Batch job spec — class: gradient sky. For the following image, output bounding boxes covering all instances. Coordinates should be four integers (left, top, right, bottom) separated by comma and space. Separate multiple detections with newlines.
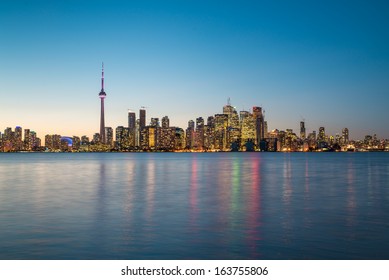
1, 0, 389, 140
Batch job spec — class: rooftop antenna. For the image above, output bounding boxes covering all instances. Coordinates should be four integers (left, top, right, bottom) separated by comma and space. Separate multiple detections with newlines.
227, 97, 231, 106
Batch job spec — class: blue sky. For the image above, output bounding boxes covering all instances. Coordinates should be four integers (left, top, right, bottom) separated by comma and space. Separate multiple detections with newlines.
1, 0, 389, 139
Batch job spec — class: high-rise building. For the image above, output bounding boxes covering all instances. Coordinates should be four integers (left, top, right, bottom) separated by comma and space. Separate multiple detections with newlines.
319, 127, 325, 141
128, 111, 136, 148
214, 114, 228, 150
241, 113, 255, 148
162, 116, 169, 129
24, 129, 31, 151
105, 127, 113, 147
150, 118, 160, 127
253, 106, 265, 146
116, 126, 130, 150
139, 108, 146, 128
128, 111, 136, 130
15, 126, 23, 151
139, 108, 146, 147
195, 117, 204, 149
186, 120, 195, 149
72, 136, 81, 150
342, 128, 349, 145
300, 121, 306, 140
99, 63, 107, 144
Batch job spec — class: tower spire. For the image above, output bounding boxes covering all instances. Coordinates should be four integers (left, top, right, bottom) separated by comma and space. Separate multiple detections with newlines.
101, 62, 104, 91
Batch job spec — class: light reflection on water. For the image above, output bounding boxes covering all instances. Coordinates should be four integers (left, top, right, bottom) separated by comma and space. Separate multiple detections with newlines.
0, 152, 389, 259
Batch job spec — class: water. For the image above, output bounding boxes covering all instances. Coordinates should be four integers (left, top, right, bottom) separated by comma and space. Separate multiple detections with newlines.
0, 152, 388, 260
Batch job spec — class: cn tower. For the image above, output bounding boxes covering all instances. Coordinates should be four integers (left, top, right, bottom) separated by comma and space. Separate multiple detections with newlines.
99, 63, 107, 144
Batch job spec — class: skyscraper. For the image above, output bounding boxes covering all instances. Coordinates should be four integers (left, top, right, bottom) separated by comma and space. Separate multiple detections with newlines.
139, 108, 146, 128
128, 111, 136, 130
342, 128, 349, 145
300, 121, 306, 140
99, 63, 107, 144
253, 106, 265, 146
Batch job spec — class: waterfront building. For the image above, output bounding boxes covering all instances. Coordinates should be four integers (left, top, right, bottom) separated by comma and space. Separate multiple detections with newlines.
128, 111, 136, 148
342, 128, 349, 145
214, 114, 228, 150
195, 117, 204, 150
139, 108, 146, 147
72, 136, 81, 150
253, 106, 265, 146
24, 129, 31, 151
241, 113, 255, 149
318, 127, 326, 141
105, 127, 113, 147
174, 127, 185, 150
185, 120, 195, 149
116, 126, 130, 151
161, 116, 169, 129
300, 121, 306, 140
15, 126, 23, 151
45, 134, 62, 151
159, 127, 175, 151
150, 118, 160, 127
81, 136, 90, 146
93, 133, 101, 144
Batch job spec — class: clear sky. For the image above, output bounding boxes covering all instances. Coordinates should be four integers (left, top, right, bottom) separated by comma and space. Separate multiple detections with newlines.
1, 0, 389, 140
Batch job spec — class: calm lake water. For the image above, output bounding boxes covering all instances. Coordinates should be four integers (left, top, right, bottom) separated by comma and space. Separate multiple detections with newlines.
0, 152, 388, 260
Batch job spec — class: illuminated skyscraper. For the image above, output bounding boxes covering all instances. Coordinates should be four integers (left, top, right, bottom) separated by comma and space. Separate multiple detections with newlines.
342, 128, 349, 145
253, 106, 265, 146
128, 111, 136, 148
105, 127, 113, 147
319, 127, 325, 141
195, 117, 204, 149
99, 63, 107, 144
128, 111, 136, 130
139, 108, 146, 147
300, 121, 306, 140
162, 116, 169, 129
139, 108, 146, 128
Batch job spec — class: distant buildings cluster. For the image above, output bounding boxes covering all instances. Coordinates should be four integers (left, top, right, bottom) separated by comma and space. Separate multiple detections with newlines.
1, 102, 388, 152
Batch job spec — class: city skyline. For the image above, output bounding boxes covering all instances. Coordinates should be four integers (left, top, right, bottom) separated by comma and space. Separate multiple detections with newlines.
1, 1, 389, 139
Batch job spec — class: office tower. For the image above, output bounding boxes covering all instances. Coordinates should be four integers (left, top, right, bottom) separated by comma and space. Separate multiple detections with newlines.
214, 114, 228, 150
105, 127, 113, 147
174, 127, 185, 150
72, 136, 81, 150
319, 127, 325, 141
342, 128, 349, 145
150, 118, 160, 127
81, 136, 90, 146
24, 129, 31, 150
139, 108, 146, 147
139, 108, 146, 128
30, 131, 37, 150
15, 126, 23, 151
195, 117, 204, 149
253, 106, 265, 146
139, 126, 157, 150
300, 121, 306, 140
127, 111, 136, 148
93, 133, 101, 144
241, 112, 255, 148
99, 63, 107, 144
135, 119, 140, 147
204, 116, 215, 150
128, 111, 136, 130
186, 120, 195, 149
162, 116, 169, 129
